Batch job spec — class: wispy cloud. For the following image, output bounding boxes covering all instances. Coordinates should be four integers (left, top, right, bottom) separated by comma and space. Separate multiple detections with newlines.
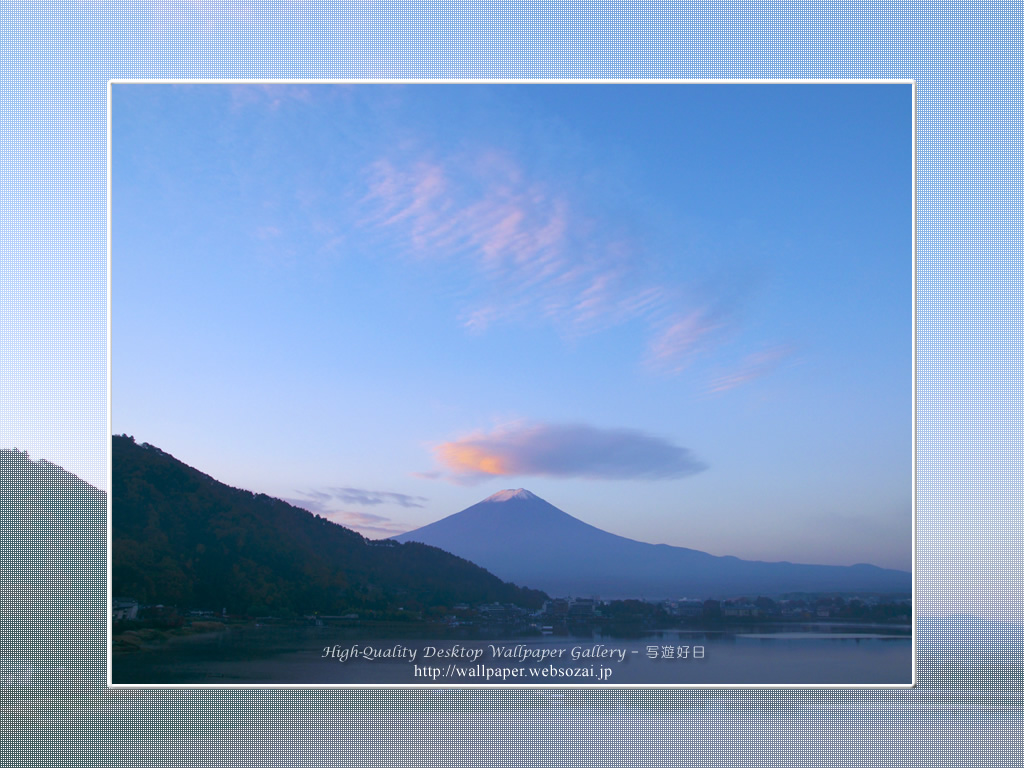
410, 470, 442, 480
431, 421, 707, 484
707, 345, 793, 393
359, 152, 680, 344
355, 148, 787, 381
293, 487, 428, 509
646, 309, 723, 374
326, 487, 428, 508
284, 494, 412, 538
331, 509, 409, 537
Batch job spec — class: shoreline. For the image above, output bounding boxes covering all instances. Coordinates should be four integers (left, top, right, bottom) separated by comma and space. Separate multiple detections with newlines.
112, 615, 912, 657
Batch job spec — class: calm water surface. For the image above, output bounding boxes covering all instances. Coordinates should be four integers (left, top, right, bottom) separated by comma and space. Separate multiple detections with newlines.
113, 623, 911, 685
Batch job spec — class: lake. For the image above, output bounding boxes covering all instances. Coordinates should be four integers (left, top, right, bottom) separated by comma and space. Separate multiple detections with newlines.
112, 622, 912, 685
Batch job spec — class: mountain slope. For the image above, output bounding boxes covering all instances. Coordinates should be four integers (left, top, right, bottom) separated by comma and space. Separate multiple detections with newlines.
112, 436, 546, 615
1, 448, 106, 668
393, 489, 912, 599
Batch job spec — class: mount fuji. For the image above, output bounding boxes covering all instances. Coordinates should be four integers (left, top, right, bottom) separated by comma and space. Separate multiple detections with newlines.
393, 489, 911, 599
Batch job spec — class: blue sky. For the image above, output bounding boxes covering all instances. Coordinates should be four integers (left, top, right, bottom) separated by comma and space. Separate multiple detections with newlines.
112, 83, 911, 570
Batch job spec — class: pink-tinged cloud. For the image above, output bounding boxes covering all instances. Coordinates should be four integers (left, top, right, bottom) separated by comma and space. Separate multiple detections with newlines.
330, 509, 411, 537
292, 486, 428, 509
646, 309, 722, 373
326, 487, 428, 508
358, 150, 771, 376
708, 345, 793, 393
364, 159, 454, 248
360, 152, 660, 338
432, 422, 706, 484
284, 495, 410, 538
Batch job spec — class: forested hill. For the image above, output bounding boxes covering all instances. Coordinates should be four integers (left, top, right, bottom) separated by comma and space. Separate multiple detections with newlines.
112, 435, 546, 616
1, 447, 105, 668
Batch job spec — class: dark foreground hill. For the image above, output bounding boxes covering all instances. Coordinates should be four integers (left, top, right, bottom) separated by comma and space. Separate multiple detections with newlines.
394, 488, 912, 600
112, 436, 545, 616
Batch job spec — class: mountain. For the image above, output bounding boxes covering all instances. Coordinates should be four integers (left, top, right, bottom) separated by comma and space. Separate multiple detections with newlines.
112, 436, 546, 615
1, 448, 106, 668
393, 489, 912, 599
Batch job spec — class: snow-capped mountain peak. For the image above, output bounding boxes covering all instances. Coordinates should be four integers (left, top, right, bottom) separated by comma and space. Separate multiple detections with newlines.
483, 488, 538, 503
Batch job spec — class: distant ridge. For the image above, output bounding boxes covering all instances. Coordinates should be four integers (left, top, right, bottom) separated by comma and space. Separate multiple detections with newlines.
393, 489, 912, 600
